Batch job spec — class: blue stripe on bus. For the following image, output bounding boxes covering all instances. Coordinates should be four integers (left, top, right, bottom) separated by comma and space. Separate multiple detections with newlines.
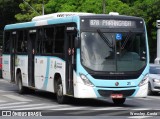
36, 56, 65, 90
42, 57, 50, 90
4, 16, 80, 30
5, 22, 36, 30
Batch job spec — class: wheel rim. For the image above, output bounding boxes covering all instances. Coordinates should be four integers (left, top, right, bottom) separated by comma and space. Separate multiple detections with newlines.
57, 84, 63, 98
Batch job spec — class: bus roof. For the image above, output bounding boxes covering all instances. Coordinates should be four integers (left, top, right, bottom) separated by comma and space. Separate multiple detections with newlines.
32, 12, 94, 21
4, 13, 144, 31
4, 16, 80, 30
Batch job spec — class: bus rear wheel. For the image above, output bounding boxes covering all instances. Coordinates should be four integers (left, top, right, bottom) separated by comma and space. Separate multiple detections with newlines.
112, 98, 126, 105
17, 73, 26, 94
56, 79, 68, 104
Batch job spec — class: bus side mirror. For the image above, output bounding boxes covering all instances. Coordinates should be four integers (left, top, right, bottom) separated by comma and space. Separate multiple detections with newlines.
75, 37, 80, 48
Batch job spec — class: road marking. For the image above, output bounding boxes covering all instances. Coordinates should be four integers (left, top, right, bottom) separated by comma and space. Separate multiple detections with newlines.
15, 104, 68, 110
69, 107, 122, 115
51, 106, 87, 110
0, 103, 47, 110
128, 116, 152, 119
93, 107, 124, 110
0, 90, 7, 92
0, 90, 14, 93
131, 108, 151, 110
3, 94, 32, 102
0, 100, 7, 103
0, 102, 27, 107
98, 110, 130, 116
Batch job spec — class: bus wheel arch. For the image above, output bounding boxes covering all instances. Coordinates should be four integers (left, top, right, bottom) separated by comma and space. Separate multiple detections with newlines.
54, 73, 67, 104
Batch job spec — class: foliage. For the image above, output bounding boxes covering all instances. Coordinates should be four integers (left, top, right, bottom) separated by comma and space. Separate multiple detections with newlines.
0, 0, 21, 28
131, 0, 160, 62
15, 0, 48, 22
0, 0, 21, 45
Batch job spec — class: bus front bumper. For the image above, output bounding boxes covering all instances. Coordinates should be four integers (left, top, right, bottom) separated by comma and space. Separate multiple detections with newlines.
74, 82, 148, 98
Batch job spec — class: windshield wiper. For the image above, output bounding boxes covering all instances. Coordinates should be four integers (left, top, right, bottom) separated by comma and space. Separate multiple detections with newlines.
121, 31, 132, 49
97, 29, 113, 48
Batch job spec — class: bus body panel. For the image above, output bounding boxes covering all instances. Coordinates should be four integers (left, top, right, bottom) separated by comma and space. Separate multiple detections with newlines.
2, 54, 11, 81
15, 55, 28, 86
34, 56, 66, 93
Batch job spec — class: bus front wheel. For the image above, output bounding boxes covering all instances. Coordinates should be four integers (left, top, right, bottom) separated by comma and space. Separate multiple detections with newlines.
112, 98, 126, 105
56, 79, 68, 104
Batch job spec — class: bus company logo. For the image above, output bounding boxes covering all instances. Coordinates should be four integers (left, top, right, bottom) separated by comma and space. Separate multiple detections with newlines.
115, 82, 119, 86
54, 61, 62, 69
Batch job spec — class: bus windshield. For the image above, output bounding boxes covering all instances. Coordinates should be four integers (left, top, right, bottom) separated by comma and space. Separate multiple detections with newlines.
81, 31, 146, 72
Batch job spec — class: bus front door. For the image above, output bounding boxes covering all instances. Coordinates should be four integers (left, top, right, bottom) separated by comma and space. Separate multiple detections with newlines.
28, 30, 36, 87
66, 33, 76, 95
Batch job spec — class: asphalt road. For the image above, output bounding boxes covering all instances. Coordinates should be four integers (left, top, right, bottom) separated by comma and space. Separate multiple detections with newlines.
0, 78, 160, 119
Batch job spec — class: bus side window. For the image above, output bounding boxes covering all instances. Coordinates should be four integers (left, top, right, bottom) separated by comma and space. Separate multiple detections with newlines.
23, 31, 28, 52
37, 29, 43, 54
43, 27, 54, 54
17, 30, 27, 53
55, 26, 65, 53
3, 32, 11, 53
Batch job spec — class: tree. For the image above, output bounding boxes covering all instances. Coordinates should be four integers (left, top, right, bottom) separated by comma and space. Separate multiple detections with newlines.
131, 0, 160, 62
15, 0, 48, 22
0, 0, 21, 28
0, 0, 21, 45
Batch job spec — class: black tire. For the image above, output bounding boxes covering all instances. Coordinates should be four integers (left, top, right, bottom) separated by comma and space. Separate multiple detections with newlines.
56, 79, 68, 104
112, 98, 126, 105
152, 92, 159, 95
17, 73, 26, 94
148, 82, 153, 95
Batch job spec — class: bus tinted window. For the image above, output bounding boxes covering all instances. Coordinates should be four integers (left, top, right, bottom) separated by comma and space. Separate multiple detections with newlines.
44, 27, 54, 54
17, 30, 27, 53
4, 32, 10, 53
55, 26, 65, 53
37, 29, 43, 54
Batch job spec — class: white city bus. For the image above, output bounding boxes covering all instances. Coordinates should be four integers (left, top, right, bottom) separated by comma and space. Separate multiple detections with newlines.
2, 12, 149, 104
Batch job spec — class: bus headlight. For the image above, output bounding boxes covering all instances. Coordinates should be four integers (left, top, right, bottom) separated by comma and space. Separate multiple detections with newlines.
139, 74, 149, 87
153, 78, 160, 83
79, 73, 94, 87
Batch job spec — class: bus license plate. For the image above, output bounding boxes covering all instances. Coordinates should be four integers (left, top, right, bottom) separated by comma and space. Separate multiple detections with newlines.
111, 94, 123, 98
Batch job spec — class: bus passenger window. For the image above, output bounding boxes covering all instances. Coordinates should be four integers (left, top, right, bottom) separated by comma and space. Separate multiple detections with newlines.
55, 26, 65, 53
37, 29, 43, 54
3, 32, 11, 53
23, 32, 28, 52
17, 30, 27, 53
44, 27, 54, 54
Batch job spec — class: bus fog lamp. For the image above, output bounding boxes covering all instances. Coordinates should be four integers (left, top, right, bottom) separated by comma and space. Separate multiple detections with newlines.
79, 73, 94, 87
139, 74, 149, 87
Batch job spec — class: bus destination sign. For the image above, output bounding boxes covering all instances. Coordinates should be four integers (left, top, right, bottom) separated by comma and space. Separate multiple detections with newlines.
89, 20, 136, 28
